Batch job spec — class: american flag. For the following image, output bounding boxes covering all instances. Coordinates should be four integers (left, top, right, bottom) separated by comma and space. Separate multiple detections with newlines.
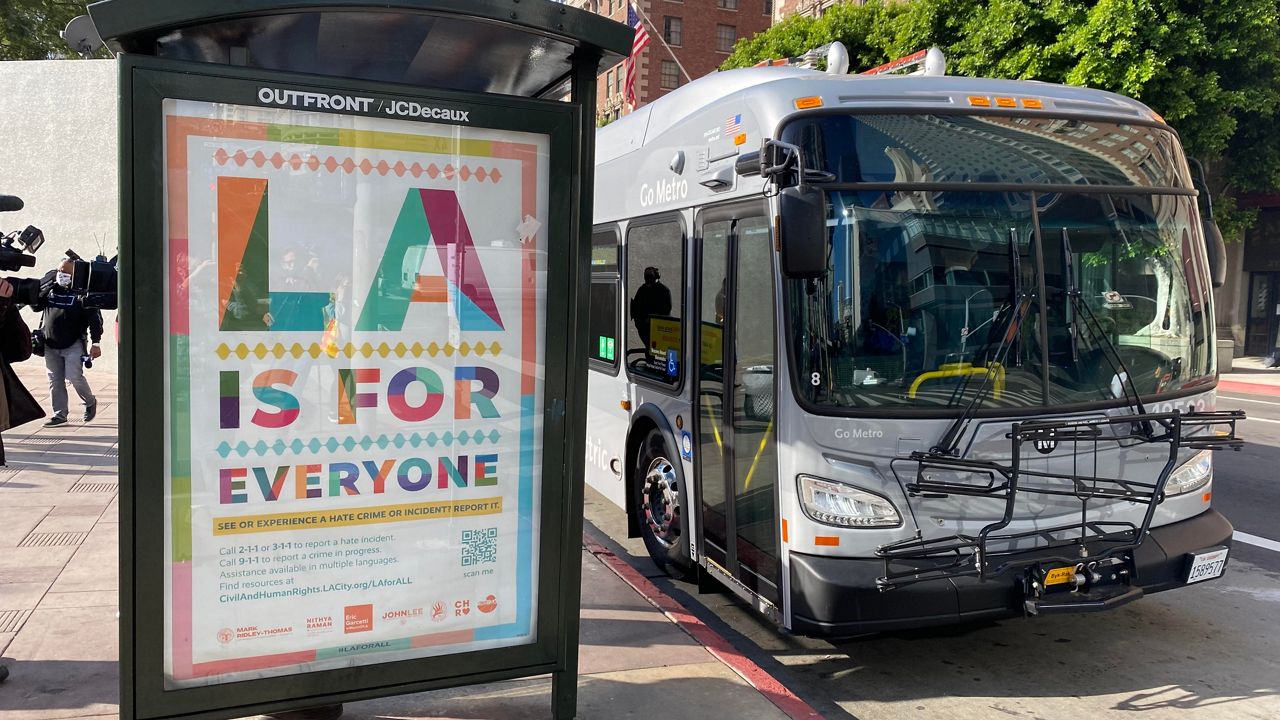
724, 114, 743, 135
625, 3, 650, 107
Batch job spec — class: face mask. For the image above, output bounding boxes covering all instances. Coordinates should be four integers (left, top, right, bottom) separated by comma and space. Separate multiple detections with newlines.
56, 272, 72, 287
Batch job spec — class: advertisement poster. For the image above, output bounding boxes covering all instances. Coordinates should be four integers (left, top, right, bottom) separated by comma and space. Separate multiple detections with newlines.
162, 96, 549, 687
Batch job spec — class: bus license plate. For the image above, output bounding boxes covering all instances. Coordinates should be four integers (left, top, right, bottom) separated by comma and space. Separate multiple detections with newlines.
1186, 547, 1229, 584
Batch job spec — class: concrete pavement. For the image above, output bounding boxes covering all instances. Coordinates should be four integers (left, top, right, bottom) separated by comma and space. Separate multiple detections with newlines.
0, 362, 803, 720
1221, 356, 1280, 388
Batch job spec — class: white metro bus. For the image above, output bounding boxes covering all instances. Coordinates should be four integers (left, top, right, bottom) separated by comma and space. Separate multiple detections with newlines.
583, 46, 1243, 636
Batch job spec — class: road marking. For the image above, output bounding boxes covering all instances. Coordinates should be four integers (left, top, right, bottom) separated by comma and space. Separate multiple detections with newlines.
1235, 531, 1280, 553
1243, 416, 1280, 425
1220, 395, 1280, 408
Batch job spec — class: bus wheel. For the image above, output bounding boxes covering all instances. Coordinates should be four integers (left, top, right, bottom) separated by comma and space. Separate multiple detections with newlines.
633, 429, 694, 580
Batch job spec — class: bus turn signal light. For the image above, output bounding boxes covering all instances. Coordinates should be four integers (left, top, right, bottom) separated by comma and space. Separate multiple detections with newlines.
995, 97, 1017, 108
967, 96, 991, 107
1021, 98, 1044, 109
794, 96, 824, 109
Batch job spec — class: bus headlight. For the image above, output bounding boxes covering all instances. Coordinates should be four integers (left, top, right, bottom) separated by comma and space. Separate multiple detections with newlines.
798, 475, 901, 528
1165, 450, 1212, 497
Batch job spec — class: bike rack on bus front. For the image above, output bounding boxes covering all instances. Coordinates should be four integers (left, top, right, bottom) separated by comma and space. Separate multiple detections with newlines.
876, 409, 1244, 594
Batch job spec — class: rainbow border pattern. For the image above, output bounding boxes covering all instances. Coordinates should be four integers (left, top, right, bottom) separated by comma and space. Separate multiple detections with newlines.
165, 110, 544, 683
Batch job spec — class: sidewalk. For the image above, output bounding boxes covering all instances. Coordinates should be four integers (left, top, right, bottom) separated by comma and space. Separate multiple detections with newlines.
1220, 356, 1280, 394
0, 363, 798, 720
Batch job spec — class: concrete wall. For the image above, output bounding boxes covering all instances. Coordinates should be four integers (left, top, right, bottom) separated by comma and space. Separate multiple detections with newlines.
0, 59, 118, 374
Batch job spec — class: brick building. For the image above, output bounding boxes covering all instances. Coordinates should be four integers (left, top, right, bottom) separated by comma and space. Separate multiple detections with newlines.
566, 0, 773, 123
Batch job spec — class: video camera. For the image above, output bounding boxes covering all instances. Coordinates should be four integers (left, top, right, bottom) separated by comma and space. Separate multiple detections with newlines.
0, 194, 47, 306
0, 194, 119, 311
64, 249, 118, 310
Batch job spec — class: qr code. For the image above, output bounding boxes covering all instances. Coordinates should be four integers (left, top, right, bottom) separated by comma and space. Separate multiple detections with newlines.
461, 528, 498, 567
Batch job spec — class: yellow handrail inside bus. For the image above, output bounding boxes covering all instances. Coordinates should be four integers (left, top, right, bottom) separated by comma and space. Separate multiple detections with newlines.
742, 417, 774, 492
701, 393, 724, 451
908, 362, 1005, 400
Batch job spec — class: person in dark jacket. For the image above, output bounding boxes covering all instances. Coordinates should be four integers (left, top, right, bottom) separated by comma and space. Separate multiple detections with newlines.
0, 278, 43, 456
32, 259, 103, 427
0, 277, 44, 683
629, 266, 672, 354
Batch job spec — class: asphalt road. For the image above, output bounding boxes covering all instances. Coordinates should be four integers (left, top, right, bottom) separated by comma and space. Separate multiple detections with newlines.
585, 386, 1280, 720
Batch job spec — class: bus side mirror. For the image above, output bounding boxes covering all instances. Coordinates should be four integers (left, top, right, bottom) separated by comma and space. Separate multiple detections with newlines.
1203, 217, 1227, 288
778, 186, 827, 279
1188, 157, 1227, 288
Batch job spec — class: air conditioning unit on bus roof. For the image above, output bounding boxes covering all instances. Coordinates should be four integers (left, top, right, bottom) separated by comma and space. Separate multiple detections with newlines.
754, 42, 946, 78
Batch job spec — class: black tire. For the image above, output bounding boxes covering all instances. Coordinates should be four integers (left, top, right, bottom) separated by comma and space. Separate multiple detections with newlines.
632, 428, 695, 580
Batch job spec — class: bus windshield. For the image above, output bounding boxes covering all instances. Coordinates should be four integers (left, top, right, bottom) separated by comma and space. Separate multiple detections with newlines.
782, 117, 1213, 411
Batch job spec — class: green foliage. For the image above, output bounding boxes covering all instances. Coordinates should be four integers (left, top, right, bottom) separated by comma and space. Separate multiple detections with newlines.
720, 0, 1280, 239
1, 0, 102, 61
722, 1, 900, 72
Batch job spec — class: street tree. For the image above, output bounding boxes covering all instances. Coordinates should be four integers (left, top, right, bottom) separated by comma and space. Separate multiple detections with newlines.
722, 0, 1280, 238
0, 0, 98, 61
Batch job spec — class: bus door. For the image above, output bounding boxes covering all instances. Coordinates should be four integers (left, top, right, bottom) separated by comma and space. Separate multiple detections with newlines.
696, 207, 780, 604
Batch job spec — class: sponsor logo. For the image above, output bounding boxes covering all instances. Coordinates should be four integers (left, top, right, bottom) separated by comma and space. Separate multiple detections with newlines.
344, 604, 374, 634
234, 624, 294, 640
217, 627, 234, 645
431, 601, 447, 622
455, 600, 471, 617
306, 616, 334, 634
1034, 438, 1057, 454
478, 595, 498, 614
382, 607, 425, 622
382, 101, 470, 122
255, 87, 471, 123
257, 87, 373, 113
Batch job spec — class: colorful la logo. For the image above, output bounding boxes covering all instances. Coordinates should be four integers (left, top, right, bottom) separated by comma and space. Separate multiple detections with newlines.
216, 177, 504, 333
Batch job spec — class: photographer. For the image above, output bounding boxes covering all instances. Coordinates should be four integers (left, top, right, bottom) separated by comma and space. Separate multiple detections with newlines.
32, 259, 102, 427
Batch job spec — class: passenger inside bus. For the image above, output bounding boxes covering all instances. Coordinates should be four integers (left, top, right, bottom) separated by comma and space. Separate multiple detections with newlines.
630, 266, 671, 348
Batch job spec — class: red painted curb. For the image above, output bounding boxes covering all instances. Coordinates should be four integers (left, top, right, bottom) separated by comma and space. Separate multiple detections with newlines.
583, 535, 824, 720
1218, 380, 1280, 397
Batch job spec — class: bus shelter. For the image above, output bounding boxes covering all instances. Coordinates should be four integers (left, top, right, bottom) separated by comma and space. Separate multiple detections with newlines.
88, 1, 630, 717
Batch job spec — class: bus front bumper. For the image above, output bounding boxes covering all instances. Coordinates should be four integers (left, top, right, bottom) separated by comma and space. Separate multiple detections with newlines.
788, 508, 1233, 638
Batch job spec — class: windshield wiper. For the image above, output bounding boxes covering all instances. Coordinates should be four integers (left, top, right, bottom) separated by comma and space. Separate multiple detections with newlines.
1060, 228, 1153, 429
1061, 228, 1080, 366
931, 228, 1032, 455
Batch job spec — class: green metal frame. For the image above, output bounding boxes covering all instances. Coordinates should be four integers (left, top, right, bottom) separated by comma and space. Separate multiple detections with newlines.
118, 52, 598, 719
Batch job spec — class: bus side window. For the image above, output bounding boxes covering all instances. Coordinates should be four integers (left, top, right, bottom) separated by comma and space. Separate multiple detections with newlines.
589, 228, 621, 372
626, 220, 685, 386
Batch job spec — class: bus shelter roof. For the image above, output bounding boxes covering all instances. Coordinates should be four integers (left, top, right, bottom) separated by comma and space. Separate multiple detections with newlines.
87, 0, 632, 99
